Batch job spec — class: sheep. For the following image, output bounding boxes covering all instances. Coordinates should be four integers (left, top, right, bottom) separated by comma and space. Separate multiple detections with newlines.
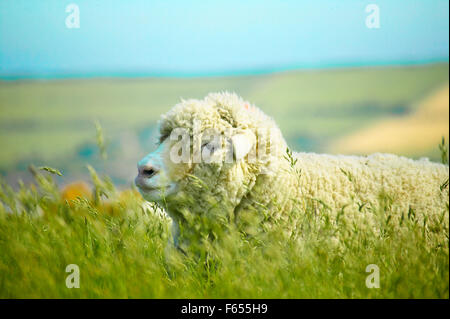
135, 92, 449, 251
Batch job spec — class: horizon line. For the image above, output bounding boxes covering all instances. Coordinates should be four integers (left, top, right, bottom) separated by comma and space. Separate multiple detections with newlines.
1, 58, 448, 81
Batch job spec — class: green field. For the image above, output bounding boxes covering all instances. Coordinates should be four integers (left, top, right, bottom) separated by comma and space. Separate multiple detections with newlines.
0, 163, 448, 298
0, 63, 448, 185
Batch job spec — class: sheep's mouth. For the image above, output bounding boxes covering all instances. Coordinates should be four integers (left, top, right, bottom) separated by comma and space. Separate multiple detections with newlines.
135, 176, 168, 192
137, 184, 173, 194
137, 185, 163, 192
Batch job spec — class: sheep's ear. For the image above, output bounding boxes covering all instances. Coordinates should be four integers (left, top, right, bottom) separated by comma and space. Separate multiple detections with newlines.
231, 130, 255, 161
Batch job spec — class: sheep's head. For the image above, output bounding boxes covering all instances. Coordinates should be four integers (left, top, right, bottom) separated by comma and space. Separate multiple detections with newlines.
135, 92, 288, 246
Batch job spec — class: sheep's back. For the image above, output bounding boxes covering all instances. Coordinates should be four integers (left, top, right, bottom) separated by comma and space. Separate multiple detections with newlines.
294, 152, 449, 216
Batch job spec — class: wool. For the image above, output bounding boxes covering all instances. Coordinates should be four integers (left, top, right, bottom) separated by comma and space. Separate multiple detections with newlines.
143, 92, 449, 248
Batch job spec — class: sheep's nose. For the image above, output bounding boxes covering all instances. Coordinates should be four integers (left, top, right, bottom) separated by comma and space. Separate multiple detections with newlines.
138, 163, 159, 178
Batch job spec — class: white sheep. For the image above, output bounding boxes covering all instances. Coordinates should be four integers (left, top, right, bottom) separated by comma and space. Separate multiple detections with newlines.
135, 92, 449, 250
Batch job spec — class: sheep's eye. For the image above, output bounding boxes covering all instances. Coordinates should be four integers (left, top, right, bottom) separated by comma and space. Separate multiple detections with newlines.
202, 142, 217, 153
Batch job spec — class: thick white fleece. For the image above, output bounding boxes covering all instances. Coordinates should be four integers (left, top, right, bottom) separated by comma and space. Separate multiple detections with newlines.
152, 92, 449, 247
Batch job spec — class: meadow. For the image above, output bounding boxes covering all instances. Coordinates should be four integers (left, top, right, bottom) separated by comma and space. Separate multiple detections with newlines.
0, 63, 449, 298
0, 156, 448, 298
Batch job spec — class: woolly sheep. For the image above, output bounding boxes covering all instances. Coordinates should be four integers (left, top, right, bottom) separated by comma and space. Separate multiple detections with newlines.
135, 92, 449, 250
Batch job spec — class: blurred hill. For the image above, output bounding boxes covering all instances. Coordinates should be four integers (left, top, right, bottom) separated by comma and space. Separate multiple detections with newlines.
0, 63, 448, 187
333, 84, 449, 158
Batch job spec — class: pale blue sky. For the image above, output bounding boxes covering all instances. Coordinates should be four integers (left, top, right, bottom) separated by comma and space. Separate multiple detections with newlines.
0, 0, 448, 78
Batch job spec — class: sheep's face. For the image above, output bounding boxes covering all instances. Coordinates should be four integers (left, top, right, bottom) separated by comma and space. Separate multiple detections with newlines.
135, 126, 257, 204
135, 92, 287, 215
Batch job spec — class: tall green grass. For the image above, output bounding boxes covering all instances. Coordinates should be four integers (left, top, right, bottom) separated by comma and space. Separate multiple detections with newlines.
0, 157, 448, 298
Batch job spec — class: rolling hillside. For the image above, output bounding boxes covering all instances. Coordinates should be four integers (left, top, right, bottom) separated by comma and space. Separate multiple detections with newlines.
333, 84, 449, 158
